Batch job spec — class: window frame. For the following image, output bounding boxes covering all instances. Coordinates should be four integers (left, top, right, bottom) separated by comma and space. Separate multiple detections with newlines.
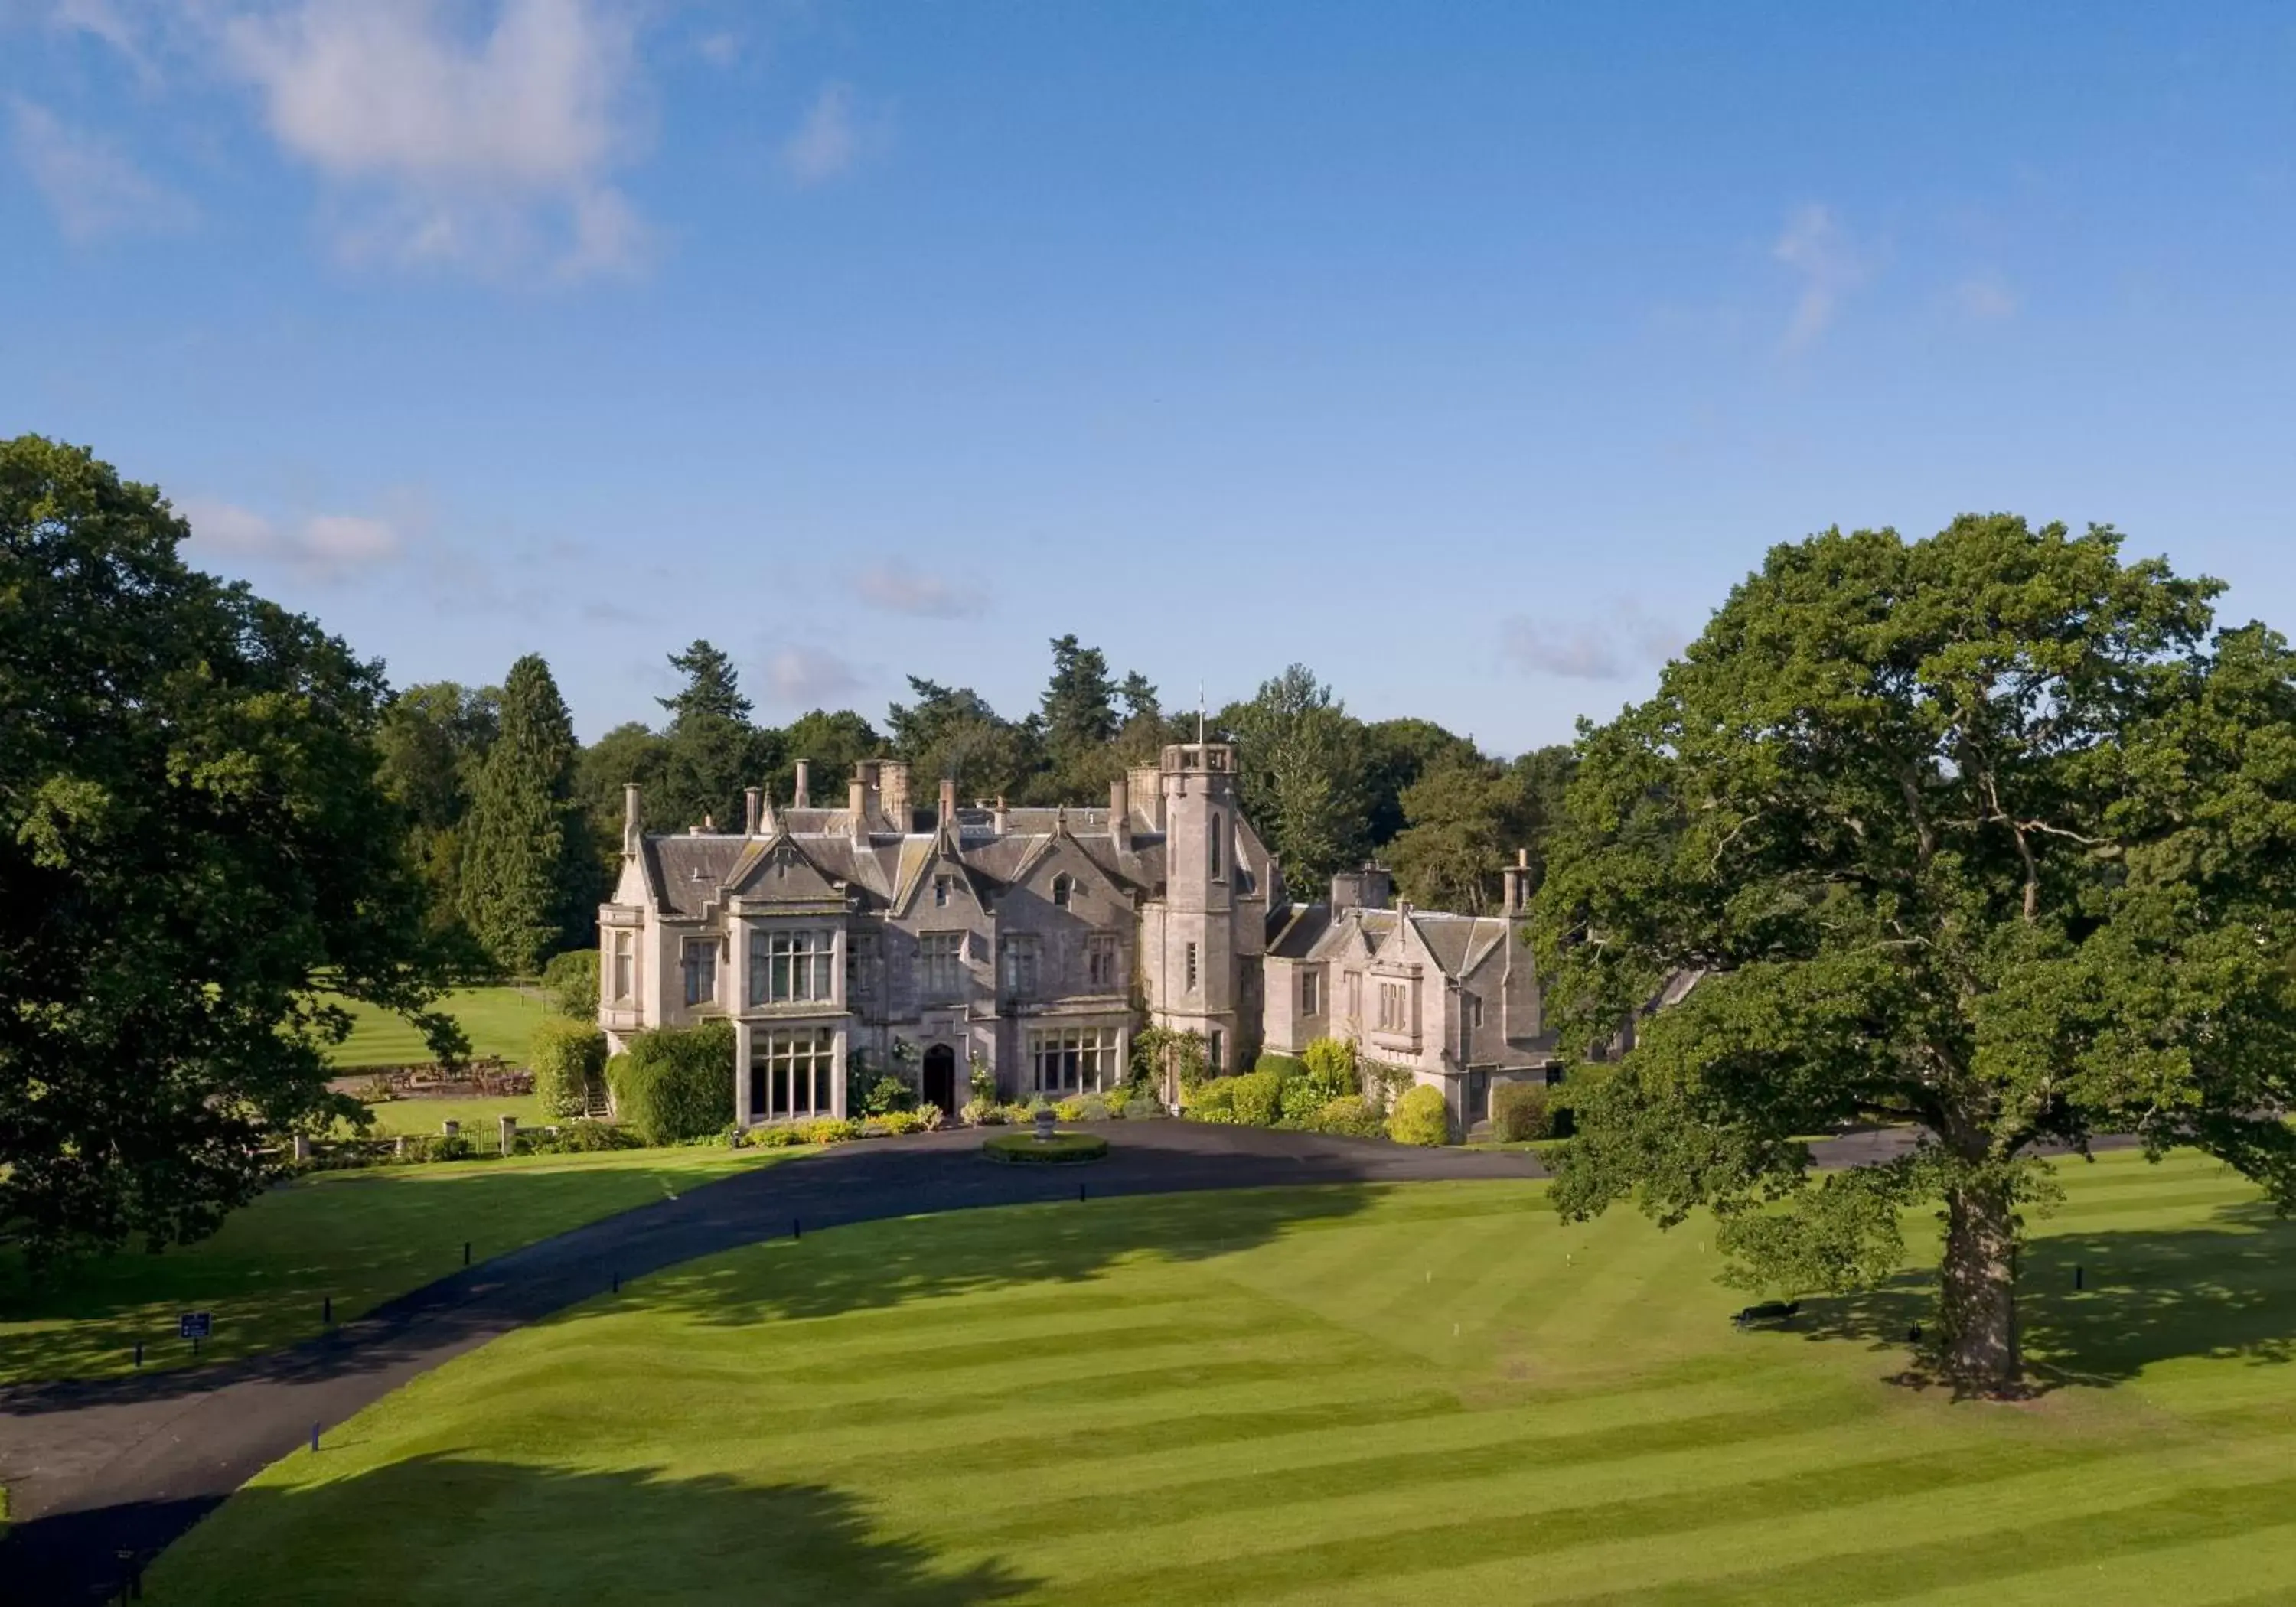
1027, 1025, 1121, 1094
682, 937, 718, 1007
918, 931, 966, 1001
748, 927, 836, 1006
749, 1028, 839, 1121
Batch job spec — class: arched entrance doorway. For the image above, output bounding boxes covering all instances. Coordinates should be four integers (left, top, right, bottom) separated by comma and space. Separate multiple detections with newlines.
921, 1043, 957, 1115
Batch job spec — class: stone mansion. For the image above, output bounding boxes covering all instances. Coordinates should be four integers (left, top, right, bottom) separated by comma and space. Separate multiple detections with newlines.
598, 742, 1577, 1133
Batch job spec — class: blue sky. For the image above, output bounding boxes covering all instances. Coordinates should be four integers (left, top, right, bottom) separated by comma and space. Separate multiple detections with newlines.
6, 2, 2294, 750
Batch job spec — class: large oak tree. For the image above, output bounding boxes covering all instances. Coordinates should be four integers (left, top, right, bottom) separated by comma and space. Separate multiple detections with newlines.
1531, 517, 2296, 1394
1, 437, 462, 1263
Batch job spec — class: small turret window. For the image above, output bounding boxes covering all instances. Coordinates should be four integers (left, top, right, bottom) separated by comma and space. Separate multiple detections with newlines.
1210, 815, 1224, 880
1052, 874, 1073, 908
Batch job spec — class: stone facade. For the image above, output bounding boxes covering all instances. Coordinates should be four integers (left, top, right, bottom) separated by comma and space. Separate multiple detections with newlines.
598, 742, 1652, 1135
1264, 858, 1564, 1131
598, 743, 1274, 1128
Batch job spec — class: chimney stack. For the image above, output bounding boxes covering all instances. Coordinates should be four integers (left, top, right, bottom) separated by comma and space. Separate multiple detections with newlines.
847, 777, 866, 836
938, 777, 957, 831
744, 787, 762, 835
880, 761, 912, 830
1502, 847, 1532, 916
622, 783, 642, 856
1110, 774, 1131, 851
793, 760, 810, 810
993, 794, 1009, 836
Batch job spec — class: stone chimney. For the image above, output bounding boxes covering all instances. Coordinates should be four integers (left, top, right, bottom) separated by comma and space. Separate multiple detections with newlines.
938, 777, 958, 833
744, 787, 762, 835
793, 760, 810, 810
1330, 867, 1393, 913
622, 783, 641, 857
703, 813, 716, 833
1502, 848, 1533, 916
847, 776, 867, 839
1110, 774, 1131, 852
1127, 764, 1163, 833
993, 794, 1009, 836
879, 760, 912, 831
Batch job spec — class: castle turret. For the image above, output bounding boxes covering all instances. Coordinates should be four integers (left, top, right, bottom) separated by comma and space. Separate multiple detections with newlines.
1146, 741, 1241, 1075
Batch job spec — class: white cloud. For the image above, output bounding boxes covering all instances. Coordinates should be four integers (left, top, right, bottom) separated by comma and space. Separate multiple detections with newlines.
1772, 204, 1867, 353
1499, 600, 1681, 682
8, 96, 194, 240
764, 644, 865, 706
851, 562, 986, 619
47, 0, 152, 76
221, 0, 649, 279
179, 497, 404, 579
1950, 274, 2017, 321
779, 81, 884, 186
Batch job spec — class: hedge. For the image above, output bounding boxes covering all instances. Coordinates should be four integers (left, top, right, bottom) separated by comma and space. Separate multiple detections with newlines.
529, 1016, 606, 1120
542, 949, 599, 1020
1295, 1096, 1385, 1139
1490, 1080, 1558, 1143
1387, 1083, 1451, 1146
609, 1019, 735, 1145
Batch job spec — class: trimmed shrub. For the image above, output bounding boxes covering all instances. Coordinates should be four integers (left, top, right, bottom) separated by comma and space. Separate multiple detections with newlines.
1123, 1095, 1162, 1120
748, 1124, 806, 1148
962, 1098, 1002, 1126
999, 1103, 1037, 1126
1184, 1077, 1238, 1123
1490, 1081, 1558, 1143
542, 949, 599, 1020
609, 1020, 735, 1146
1228, 1069, 1283, 1127
1053, 1096, 1090, 1122
876, 1109, 934, 1136
1300, 1037, 1361, 1099
1252, 1051, 1306, 1081
529, 1015, 606, 1120
1299, 1096, 1384, 1138
1387, 1083, 1451, 1146
797, 1116, 863, 1144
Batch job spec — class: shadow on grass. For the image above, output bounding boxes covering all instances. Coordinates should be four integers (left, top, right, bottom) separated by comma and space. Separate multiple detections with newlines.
628, 1182, 1380, 1331
1789, 1198, 2296, 1390
18, 1455, 1030, 1607
0, 1157, 753, 1388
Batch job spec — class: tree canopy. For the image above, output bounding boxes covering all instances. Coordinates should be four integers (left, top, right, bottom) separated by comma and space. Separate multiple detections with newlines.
1223, 664, 1371, 890
0, 435, 462, 1262
1531, 516, 2296, 1394
654, 639, 775, 831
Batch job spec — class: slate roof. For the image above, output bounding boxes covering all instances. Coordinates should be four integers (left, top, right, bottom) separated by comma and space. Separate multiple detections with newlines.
632, 817, 1173, 917
1266, 903, 1331, 960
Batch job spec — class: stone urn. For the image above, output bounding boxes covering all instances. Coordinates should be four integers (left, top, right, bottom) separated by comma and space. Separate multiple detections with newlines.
1032, 1107, 1058, 1143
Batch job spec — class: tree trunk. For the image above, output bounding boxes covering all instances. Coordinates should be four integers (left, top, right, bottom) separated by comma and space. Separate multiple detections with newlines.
1939, 1175, 2022, 1394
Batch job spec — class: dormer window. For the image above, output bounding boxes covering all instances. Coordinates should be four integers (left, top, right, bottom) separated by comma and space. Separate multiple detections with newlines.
934, 875, 951, 908
1052, 874, 1074, 909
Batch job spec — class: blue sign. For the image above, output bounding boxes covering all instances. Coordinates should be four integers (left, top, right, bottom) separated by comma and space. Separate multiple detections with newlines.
179, 1312, 212, 1340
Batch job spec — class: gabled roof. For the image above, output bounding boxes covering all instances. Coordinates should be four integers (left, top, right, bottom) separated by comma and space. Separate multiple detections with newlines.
644, 834, 754, 918
1266, 903, 1331, 960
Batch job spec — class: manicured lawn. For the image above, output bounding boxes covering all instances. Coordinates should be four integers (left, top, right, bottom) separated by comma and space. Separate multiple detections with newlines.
0, 1146, 796, 1386
327, 985, 551, 1068
351, 1095, 548, 1137
147, 1149, 2296, 1605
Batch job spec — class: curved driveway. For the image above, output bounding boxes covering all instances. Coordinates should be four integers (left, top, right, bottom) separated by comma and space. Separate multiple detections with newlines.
2, 1122, 1551, 1605
0, 1118, 1983, 1605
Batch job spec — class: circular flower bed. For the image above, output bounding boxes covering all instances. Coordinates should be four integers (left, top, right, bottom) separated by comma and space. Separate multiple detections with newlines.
981, 1130, 1109, 1165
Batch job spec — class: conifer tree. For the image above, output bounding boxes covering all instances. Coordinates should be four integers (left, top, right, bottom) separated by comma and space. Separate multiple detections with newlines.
655, 640, 772, 830
458, 654, 587, 974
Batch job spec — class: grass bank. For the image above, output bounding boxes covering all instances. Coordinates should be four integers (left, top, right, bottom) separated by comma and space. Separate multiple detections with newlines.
326, 985, 550, 1068
148, 1147, 2296, 1605
0, 1146, 794, 1386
